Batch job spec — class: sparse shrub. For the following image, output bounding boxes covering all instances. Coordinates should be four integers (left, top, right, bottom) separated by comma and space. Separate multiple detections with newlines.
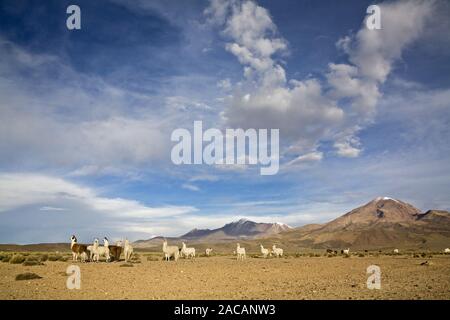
358, 253, 365, 257
23, 260, 43, 266
130, 254, 141, 263
39, 254, 49, 262
1, 255, 11, 263
146, 256, 159, 261
48, 254, 62, 261
15, 272, 42, 281
10, 254, 26, 264
120, 263, 134, 267
25, 255, 40, 262
0, 253, 11, 261
58, 256, 69, 262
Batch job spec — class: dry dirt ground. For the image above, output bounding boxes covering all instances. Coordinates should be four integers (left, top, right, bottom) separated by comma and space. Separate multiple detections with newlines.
1, 255, 449, 300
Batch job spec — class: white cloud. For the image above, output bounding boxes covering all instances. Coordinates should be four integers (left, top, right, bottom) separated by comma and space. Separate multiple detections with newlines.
206, 0, 436, 161
39, 206, 68, 211
287, 151, 323, 166
217, 78, 232, 90
182, 183, 200, 192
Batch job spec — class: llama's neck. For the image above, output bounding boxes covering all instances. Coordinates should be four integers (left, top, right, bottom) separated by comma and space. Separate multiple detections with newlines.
71, 240, 76, 248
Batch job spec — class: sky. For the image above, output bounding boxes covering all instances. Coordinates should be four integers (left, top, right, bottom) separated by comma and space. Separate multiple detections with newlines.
0, 0, 449, 244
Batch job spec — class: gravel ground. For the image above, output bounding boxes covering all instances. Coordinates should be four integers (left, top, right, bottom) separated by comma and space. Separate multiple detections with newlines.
1, 255, 449, 300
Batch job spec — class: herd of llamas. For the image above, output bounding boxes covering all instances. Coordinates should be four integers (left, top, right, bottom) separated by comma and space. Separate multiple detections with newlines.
71, 235, 450, 263
70, 235, 287, 262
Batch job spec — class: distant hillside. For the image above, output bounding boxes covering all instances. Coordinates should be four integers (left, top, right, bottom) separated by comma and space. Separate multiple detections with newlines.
275, 197, 450, 249
0, 243, 70, 252
134, 219, 292, 248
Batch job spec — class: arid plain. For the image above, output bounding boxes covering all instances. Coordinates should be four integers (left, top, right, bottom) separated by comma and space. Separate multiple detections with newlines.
1, 252, 449, 300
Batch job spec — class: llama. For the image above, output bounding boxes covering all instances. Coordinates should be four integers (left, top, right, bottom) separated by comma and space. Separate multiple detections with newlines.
162, 240, 179, 261
444, 248, 450, 254
124, 239, 134, 262
343, 248, 350, 256
272, 245, 283, 258
106, 239, 123, 262
70, 235, 89, 262
80, 251, 88, 263
236, 243, 246, 261
393, 249, 399, 254
205, 248, 213, 256
181, 242, 196, 259
92, 238, 110, 262
87, 245, 94, 261
260, 244, 269, 258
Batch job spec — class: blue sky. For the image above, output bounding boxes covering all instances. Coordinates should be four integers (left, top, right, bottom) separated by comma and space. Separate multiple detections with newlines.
1, 0, 449, 243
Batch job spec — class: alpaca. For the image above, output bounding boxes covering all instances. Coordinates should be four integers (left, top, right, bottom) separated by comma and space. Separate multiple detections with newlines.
393, 249, 399, 254
124, 239, 134, 262
70, 235, 89, 262
343, 248, 350, 256
260, 244, 269, 258
272, 245, 283, 258
236, 243, 246, 261
205, 248, 213, 256
181, 242, 196, 259
444, 248, 450, 254
162, 240, 179, 261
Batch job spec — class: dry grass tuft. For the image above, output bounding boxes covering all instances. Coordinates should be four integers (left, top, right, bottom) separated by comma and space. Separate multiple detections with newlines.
120, 263, 134, 267
23, 260, 44, 266
10, 254, 26, 264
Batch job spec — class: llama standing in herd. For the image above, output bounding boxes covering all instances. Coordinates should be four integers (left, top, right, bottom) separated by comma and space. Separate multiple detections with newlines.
124, 239, 134, 262
236, 243, 246, 261
70, 235, 89, 262
343, 248, 350, 256
181, 242, 196, 259
163, 240, 179, 261
444, 248, 450, 254
272, 245, 283, 258
393, 249, 399, 254
92, 238, 110, 262
260, 244, 269, 258
107, 240, 123, 262
205, 248, 213, 256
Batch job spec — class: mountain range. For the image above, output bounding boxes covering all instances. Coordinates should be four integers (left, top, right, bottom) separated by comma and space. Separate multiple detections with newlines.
134, 197, 450, 250
134, 219, 292, 248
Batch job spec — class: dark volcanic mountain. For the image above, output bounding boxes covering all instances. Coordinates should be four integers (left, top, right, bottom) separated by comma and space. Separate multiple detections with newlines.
134, 219, 292, 248
182, 219, 291, 239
